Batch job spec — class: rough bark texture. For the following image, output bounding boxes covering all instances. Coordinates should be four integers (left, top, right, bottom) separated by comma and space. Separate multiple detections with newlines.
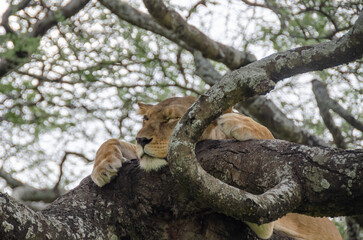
193, 51, 329, 147
1, 139, 362, 239
197, 140, 363, 217
312, 79, 363, 235
167, 11, 363, 225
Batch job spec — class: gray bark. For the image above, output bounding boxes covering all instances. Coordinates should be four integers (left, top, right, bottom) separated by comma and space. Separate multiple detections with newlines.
168, 11, 363, 225
193, 51, 329, 147
312, 79, 363, 236
1, 139, 362, 239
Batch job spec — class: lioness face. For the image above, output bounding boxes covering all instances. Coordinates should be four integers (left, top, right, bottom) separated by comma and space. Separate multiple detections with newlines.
136, 96, 196, 170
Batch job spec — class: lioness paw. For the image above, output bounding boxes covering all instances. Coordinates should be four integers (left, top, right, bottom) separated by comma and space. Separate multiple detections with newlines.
218, 113, 274, 141
91, 156, 126, 187
91, 139, 128, 187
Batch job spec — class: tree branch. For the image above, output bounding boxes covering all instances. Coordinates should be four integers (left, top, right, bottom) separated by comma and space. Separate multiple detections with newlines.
312, 79, 347, 148
197, 140, 363, 216
141, 0, 256, 69
0, 156, 290, 240
168, 11, 363, 224
0, 140, 363, 240
0, 168, 23, 188
193, 51, 329, 147
312, 79, 363, 133
1, 140, 362, 239
99, 0, 256, 69
0, 168, 63, 209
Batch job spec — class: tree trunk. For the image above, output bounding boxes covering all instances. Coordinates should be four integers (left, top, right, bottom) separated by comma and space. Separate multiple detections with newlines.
1, 139, 362, 239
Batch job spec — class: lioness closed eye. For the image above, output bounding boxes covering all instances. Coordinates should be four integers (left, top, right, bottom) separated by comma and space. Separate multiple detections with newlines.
91, 96, 342, 240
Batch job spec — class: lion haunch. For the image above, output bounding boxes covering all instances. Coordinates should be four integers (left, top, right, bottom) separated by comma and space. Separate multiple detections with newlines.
91, 96, 342, 240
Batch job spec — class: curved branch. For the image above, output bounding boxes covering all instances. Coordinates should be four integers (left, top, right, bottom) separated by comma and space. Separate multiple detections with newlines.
196, 139, 363, 216
1, 140, 362, 239
193, 51, 329, 147
168, 11, 363, 224
142, 0, 256, 69
1, 156, 297, 240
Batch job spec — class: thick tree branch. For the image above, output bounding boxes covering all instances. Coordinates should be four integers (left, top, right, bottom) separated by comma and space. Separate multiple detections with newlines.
0, 0, 90, 78
312, 78, 363, 233
168, 11, 363, 224
197, 140, 363, 216
1, 140, 362, 239
193, 51, 329, 147
0, 157, 290, 240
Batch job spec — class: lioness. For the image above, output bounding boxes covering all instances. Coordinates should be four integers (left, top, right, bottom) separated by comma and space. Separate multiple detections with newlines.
91, 96, 342, 240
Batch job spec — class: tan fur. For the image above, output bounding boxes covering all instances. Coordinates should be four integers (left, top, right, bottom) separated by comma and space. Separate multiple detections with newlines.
91, 139, 136, 187
275, 214, 342, 240
91, 96, 342, 240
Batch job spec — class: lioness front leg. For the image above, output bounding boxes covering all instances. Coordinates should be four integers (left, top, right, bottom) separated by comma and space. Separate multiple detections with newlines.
91, 139, 137, 187
218, 113, 274, 140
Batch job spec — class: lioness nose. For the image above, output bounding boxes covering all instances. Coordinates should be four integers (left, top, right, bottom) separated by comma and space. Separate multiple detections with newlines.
136, 137, 152, 148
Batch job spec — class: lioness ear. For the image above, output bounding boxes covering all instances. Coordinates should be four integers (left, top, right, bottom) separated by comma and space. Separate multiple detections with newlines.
138, 102, 153, 114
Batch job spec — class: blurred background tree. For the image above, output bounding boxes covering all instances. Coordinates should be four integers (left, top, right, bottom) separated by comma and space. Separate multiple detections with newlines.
0, 0, 362, 238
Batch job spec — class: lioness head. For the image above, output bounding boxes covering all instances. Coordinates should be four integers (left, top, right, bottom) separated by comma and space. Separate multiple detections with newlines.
136, 96, 197, 171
